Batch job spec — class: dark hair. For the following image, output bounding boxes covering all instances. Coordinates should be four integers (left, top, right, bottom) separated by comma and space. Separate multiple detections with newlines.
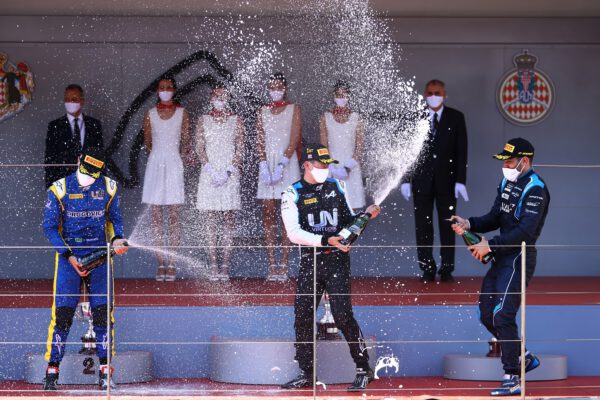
65, 84, 84, 96
425, 79, 445, 89
269, 72, 287, 87
157, 75, 177, 91
333, 80, 351, 93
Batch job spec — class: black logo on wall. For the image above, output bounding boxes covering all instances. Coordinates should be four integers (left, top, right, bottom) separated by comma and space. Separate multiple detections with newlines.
105, 50, 261, 187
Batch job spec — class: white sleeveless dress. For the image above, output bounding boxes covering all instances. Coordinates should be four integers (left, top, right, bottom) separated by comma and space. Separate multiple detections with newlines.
196, 114, 241, 211
325, 111, 366, 208
142, 107, 185, 205
256, 104, 300, 200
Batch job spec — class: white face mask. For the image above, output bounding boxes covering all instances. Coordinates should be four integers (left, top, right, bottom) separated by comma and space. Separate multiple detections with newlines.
426, 95, 444, 109
502, 158, 524, 182
310, 165, 330, 183
65, 102, 81, 115
334, 97, 348, 107
211, 100, 226, 110
158, 91, 174, 102
76, 170, 96, 187
269, 90, 285, 102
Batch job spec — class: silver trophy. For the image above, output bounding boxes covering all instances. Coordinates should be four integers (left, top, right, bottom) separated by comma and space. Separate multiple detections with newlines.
77, 301, 96, 355
317, 292, 342, 340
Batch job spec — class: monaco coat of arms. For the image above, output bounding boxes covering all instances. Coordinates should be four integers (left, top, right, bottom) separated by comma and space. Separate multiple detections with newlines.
497, 50, 555, 126
0, 53, 35, 123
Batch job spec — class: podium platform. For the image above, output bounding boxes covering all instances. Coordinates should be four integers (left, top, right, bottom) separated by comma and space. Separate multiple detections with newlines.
24, 351, 153, 384
209, 336, 377, 384
443, 353, 568, 381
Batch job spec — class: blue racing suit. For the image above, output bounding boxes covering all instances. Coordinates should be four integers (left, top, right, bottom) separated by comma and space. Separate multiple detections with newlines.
42, 172, 124, 365
468, 168, 550, 374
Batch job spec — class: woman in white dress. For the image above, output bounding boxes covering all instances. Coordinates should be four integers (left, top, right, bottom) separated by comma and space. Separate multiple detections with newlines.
319, 80, 366, 209
256, 72, 302, 281
195, 84, 244, 280
142, 76, 192, 282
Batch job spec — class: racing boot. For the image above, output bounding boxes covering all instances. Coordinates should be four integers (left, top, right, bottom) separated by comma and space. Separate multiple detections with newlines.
281, 370, 314, 389
490, 374, 520, 396
347, 366, 375, 391
98, 365, 116, 390
523, 352, 541, 373
43, 366, 59, 391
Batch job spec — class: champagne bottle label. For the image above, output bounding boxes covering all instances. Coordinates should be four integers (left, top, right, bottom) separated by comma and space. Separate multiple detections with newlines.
338, 228, 352, 240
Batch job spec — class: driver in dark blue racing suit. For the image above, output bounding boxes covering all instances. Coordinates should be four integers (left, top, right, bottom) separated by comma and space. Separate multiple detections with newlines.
451, 138, 549, 396
42, 148, 128, 391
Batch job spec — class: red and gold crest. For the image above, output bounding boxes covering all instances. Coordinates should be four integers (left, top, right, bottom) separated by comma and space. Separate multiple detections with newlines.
0, 53, 35, 123
497, 50, 555, 126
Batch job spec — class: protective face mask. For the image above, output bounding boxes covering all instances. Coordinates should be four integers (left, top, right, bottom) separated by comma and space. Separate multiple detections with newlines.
65, 102, 81, 114
269, 90, 285, 102
310, 165, 330, 183
426, 95, 444, 109
76, 169, 96, 187
158, 91, 174, 102
211, 100, 226, 110
334, 97, 349, 107
502, 159, 524, 182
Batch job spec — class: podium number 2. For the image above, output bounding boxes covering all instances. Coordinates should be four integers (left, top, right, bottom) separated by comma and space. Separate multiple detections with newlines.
83, 357, 95, 375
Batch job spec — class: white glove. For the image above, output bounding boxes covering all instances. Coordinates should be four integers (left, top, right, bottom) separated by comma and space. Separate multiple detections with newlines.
455, 183, 469, 202
212, 170, 229, 187
330, 164, 348, 180
271, 163, 284, 185
344, 158, 358, 171
259, 161, 271, 186
400, 183, 411, 201
278, 155, 290, 167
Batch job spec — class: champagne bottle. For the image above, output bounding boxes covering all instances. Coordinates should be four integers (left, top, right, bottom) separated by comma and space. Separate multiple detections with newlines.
338, 212, 372, 246
316, 292, 341, 340
461, 230, 495, 264
77, 241, 127, 273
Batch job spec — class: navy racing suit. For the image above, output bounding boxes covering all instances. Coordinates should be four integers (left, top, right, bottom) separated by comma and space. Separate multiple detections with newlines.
42, 172, 124, 366
468, 168, 550, 374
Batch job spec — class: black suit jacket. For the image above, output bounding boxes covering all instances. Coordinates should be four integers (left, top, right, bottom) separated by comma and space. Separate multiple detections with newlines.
403, 106, 468, 196
44, 114, 104, 188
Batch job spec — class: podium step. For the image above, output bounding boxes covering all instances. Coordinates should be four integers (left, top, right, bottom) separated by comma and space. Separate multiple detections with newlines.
209, 336, 377, 384
24, 351, 153, 384
443, 353, 568, 381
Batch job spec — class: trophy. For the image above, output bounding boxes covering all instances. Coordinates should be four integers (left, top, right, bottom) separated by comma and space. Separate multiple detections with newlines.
486, 337, 501, 357
75, 281, 96, 355
316, 292, 342, 340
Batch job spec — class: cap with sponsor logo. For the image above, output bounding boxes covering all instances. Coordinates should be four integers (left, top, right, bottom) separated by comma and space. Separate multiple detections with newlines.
78, 147, 106, 179
493, 137, 535, 160
302, 143, 339, 165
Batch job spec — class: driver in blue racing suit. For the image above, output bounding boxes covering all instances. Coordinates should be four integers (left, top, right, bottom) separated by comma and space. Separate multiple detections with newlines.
451, 138, 549, 397
42, 147, 128, 391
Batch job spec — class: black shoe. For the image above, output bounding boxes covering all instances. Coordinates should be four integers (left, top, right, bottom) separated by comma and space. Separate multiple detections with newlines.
420, 271, 436, 283
281, 371, 314, 389
523, 352, 541, 373
490, 374, 520, 396
347, 367, 374, 391
440, 272, 455, 282
98, 365, 116, 390
43, 366, 59, 391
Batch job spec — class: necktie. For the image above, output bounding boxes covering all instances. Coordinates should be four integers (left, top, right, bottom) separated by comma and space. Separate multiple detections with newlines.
73, 117, 82, 155
431, 113, 439, 139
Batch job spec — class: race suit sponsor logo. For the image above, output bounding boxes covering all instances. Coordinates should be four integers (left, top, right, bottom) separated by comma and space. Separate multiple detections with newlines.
308, 208, 338, 229
66, 210, 105, 218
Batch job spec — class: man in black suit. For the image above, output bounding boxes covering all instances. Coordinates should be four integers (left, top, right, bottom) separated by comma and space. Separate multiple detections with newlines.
401, 79, 469, 283
44, 84, 104, 188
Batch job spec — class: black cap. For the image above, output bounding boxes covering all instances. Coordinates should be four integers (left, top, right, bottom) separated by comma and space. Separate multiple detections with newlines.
79, 147, 106, 179
493, 138, 535, 160
302, 143, 338, 165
